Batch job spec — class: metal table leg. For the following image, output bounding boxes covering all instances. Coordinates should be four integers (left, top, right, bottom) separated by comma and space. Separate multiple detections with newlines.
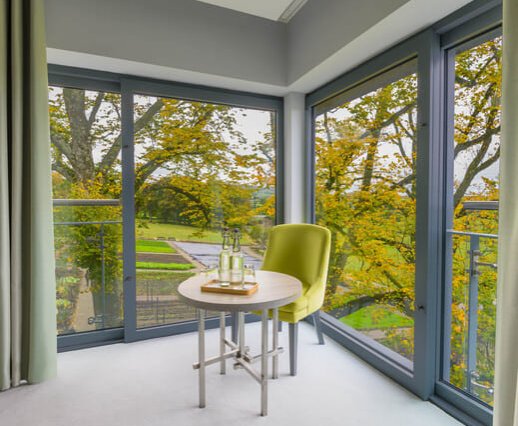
272, 308, 279, 379
261, 309, 268, 416
231, 312, 239, 343
238, 311, 245, 356
198, 308, 206, 408
195, 308, 278, 416
220, 311, 226, 374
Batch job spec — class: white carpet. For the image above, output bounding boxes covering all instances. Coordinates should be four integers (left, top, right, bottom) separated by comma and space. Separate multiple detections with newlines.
0, 322, 460, 426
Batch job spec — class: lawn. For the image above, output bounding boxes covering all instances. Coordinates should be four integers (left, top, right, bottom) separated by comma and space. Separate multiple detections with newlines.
136, 222, 253, 244
136, 239, 176, 253
340, 305, 413, 330
136, 261, 194, 271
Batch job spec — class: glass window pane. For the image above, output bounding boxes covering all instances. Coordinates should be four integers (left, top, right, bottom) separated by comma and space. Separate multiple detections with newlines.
445, 36, 502, 406
315, 68, 418, 363
49, 86, 123, 335
133, 95, 276, 328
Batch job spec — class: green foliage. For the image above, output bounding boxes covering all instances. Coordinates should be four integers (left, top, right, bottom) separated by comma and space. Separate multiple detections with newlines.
133, 98, 275, 235
56, 274, 81, 334
316, 72, 418, 362
53, 180, 122, 294
136, 240, 176, 253
49, 88, 274, 332
135, 262, 193, 271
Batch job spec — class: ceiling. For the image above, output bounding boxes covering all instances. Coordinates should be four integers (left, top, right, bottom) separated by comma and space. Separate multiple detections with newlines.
46, 0, 473, 96
195, 0, 307, 22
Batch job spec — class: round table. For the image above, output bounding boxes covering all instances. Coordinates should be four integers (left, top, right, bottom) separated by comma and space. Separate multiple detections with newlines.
178, 270, 302, 416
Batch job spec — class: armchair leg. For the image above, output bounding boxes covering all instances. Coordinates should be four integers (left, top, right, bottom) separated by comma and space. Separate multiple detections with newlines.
313, 310, 325, 345
289, 322, 298, 376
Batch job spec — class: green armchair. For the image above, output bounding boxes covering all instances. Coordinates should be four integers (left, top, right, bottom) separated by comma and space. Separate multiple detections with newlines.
260, 223, 331, 376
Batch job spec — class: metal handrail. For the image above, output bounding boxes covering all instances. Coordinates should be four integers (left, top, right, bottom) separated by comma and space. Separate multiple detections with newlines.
462, 201, 498, 211
446, 229, 497, 239
54, 220, 122, 226
53, 199, 120, 206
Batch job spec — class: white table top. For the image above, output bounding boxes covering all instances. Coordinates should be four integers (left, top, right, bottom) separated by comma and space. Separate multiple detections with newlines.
178, 270, 302, 312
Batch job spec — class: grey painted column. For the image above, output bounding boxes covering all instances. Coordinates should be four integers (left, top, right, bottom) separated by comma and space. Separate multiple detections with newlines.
283, 92, 306, 224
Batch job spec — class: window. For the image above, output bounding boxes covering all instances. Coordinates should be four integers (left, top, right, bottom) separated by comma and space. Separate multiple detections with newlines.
50, 86, 124, 335
308, 4, 502, 423
314, 63, 418, 363
48, 72, 281, 345
442, 35, 502, 408
132, 94, 276, 329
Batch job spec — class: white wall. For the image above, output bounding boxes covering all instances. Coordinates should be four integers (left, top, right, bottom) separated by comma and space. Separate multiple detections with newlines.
45, 0, 287, 86
287, 0, 409, 83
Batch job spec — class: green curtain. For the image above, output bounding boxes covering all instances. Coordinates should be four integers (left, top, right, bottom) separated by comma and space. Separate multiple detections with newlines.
494, 0, 518, 424
0, 0, 56, 390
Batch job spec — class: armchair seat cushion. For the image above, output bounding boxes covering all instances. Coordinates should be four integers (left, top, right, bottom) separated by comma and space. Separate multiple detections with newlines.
277, 307, 308, 323
280, 294, 308, 313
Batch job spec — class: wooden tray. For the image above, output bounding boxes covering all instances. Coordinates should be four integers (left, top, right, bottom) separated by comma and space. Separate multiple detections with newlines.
201, 279, 258, 295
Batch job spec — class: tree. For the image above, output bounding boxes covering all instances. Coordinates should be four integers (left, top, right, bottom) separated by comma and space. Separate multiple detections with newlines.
49, 87, 276, 327
316, 35, 501, 390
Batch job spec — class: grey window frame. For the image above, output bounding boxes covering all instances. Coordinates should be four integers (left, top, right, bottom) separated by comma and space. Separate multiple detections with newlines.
49, 65, 284, 350
433, 15, 502, 426
305, 1, 501, 425
306, 28, 442, 399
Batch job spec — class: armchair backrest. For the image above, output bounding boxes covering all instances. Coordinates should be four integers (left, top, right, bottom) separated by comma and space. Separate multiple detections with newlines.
261, 224, 331, 301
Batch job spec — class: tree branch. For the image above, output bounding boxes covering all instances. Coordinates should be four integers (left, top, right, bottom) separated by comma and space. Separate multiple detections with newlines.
87, 92, 105, 130
52, 162, 75, 182
358, 102, 416, 141
454, 125, 501, 157
50, 132, 73, 159
99, 99, 164, 173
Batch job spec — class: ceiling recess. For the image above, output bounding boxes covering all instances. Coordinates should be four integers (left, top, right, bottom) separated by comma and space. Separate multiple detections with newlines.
195, 0, 308, 22
278, 0, 308, 23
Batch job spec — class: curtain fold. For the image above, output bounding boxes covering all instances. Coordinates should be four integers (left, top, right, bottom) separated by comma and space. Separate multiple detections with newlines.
494, 0, 518, 424
0, 0, 56, 391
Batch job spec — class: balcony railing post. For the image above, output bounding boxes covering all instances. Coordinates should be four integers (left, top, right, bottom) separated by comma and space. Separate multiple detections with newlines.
466, 234, 480, 394
442, 231, 454, 382
100, 223, 106, 330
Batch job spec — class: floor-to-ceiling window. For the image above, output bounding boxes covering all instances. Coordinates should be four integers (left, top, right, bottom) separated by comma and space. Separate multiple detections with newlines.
50, 86, 124, 336
439, 31, 502, 417
48, 70, 281, 347
314, 64, 418, 364
308, 3, 501, 425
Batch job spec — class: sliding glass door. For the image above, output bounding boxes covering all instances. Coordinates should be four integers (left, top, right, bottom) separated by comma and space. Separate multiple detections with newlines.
314, 62, 418, 366
48, 70, 281, 347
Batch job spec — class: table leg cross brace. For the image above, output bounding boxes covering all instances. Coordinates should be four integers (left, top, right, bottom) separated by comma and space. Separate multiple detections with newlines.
195, 308, 278, 416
